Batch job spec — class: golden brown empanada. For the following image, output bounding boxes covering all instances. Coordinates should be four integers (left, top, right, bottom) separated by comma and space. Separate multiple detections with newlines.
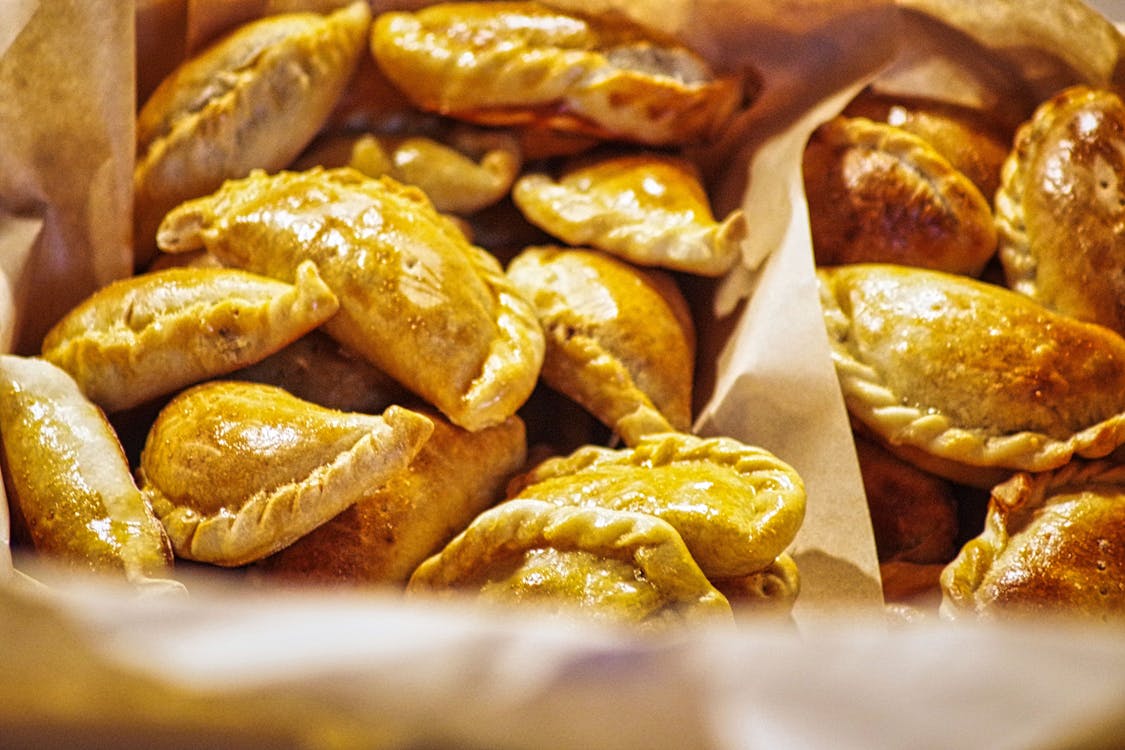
711, 552, 800, 622
941, 460, 1125, 622
996, 85, 1125, 336
507, 432, 806, 579
134, 2, 371, 265
408, 499, 733, 629
156, 167, 545, 432
512, 154, 746, 276
803, 116, 997, 276
254, 411, 526, 587
369, 1, 743, 146
137, 381, 433, 567
507, 246, 695, 445
820, 263, 1125, 487
40, 262, 338, 413
0, 355, 179, 591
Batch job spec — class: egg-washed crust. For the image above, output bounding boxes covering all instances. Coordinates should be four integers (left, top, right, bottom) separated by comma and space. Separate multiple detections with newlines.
819, 263, 1125, 486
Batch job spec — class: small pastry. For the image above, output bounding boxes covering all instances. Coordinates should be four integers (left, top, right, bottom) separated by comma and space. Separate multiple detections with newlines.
507, 245, 695, 445
40, 262, 338, 413
819, 263, 1125, 486
512, 154, 746, 276
408, 499, 734, 629
507, 432, 806, 579
134, 1, 371, 264
137, 381, 433, 567
711, 552, 801, 622
369, 1, 743, 146
803, 116, 997, 276
996, 85, 1125, 336
156, 167, 545, 432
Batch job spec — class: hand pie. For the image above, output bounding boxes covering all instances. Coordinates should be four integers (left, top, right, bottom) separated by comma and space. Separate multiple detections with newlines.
711, 552, 800, 623
507, 432, 806, 579
0, 355, 178, 590
134, 2, 371, 264
512, 154, 746, 276
996, 86, 1125, 336
803, 116, 997, 276
40, 262, 338, 413
941, 461, 1125, 622
408, 499, 734, 630
254, 411, 526, 587
819, 263, 1125, 486
507, 246, 694, 445
156, 167, 545, 432
137, 381, 433, 567
369, 1, 743, 146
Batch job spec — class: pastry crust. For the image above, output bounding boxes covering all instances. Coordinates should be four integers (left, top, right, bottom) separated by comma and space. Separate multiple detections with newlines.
40, 262, 339, 413
506, 246, 694, 445
369, 1, 742, 146
996, 85, 1125, 336
156, 167, 545, 432
819, 263, 1125, 486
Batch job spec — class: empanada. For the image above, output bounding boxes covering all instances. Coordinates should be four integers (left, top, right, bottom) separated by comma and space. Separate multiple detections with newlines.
507, 246, 694, 445
40, 262, 338, 413
819, 263, 1125, 486
156, 167, 545, 432
408, 499, 733, 629
369, 1, 743, 146
711, 552, 800, 622
137, 381, 433, 567
507, 432, 806, 579
134, 1, 371, 264
512, 154, 746, 276
996, 85, 1125, 336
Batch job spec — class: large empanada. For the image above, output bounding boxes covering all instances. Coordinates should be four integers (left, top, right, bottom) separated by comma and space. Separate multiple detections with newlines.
137, 381, 433, 567
133, 2, 370, 265
996, 85, 1125, 336
507, 432, 806, 579
507, 246, 694, 445
369, 1, 743, 146
941, 460, 1125, 622
819, 263, 1125, 486
512, 154, 746, 276
40, 262, 338, 413
156, 167, 545, 432
408, 499, 733, 629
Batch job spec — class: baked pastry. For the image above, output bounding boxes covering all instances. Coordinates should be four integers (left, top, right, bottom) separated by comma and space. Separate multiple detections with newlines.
408, 499, 734, 629
506, 246, 695, 445
137, 381, 433, 567
255, 411, 526, 587
0, 355, 178, 590
941, 460, 1125, 622
803, 116, 997, 276
156, 167, 545, 432
40, 262, 338, 413
996, 85, 1125, 336
711, 552, 800, 622
819, 263, 1125, 487
512, 154, 746, 276
507, 432, 806, 579
134, 1, 371, 264
369, 1, 743, 146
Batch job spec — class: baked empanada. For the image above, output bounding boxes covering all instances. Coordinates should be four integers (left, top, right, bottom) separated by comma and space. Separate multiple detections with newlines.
0, 355, 178, 590
138, 381, 433, 567
40, 262, 338, 413
803, 116, 997, 276
512, 154, 746, 276
408, 499, 733, 629
507, 432, 806, 579
369, 1, 743, 146
156, 167, 545, 432
820, 263, 1125, 486
996, 85, 1125, 336
711, 552, 800, 622
134, 1, 371, 264
941, 461, 1125, 622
